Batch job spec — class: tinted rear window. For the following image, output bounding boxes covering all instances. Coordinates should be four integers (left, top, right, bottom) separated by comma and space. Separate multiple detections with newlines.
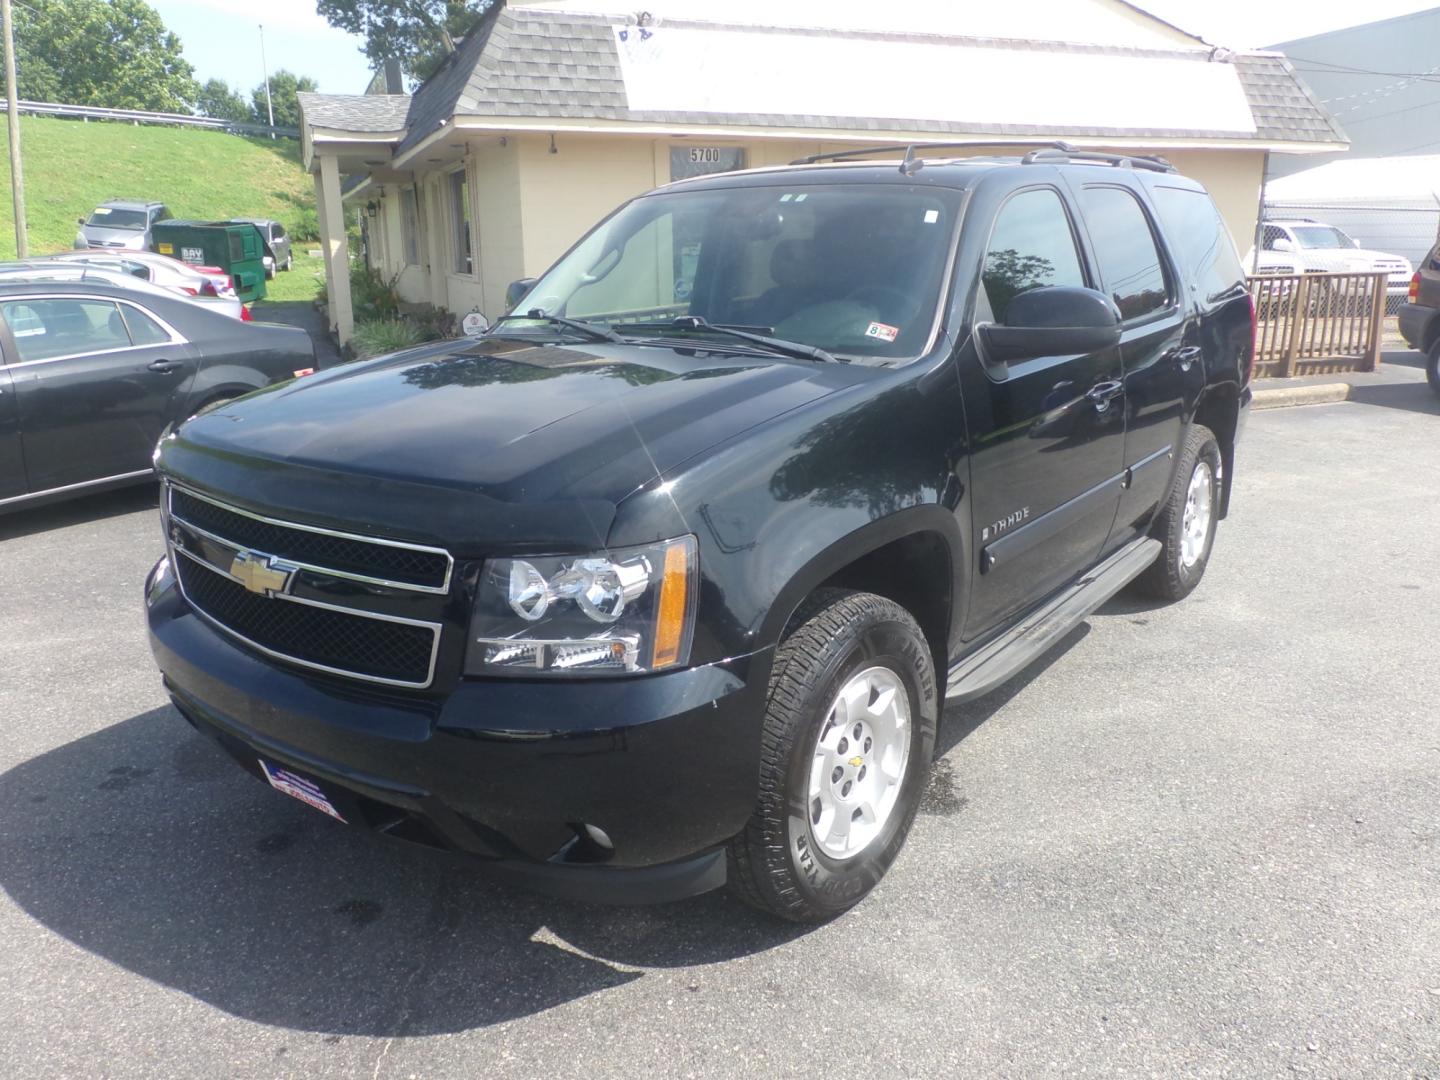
1152, 186, 1245, 302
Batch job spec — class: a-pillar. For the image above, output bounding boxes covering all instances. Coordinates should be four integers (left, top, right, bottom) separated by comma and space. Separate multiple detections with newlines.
312, 152, 353, 346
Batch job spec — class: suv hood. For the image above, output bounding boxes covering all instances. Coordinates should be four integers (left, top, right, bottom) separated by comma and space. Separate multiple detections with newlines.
79, 225, 146, 249
159, 336, 844, 551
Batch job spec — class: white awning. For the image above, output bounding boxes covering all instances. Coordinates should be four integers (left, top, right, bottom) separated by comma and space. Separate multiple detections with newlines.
613, 26, 1257, 135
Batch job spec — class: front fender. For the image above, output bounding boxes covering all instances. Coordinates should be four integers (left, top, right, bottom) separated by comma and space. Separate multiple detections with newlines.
610, 370, 969, 670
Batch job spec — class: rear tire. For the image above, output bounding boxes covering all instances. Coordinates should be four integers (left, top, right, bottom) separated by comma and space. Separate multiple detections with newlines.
1132, 423, 1222, 602
1427, 339, 1440, 398
726, 589, 937, 922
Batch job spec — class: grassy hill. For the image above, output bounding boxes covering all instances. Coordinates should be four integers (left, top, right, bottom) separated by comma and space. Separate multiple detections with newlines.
0, 115, 323, 301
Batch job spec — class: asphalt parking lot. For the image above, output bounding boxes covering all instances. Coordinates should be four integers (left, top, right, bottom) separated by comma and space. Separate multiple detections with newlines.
2, 360, 1437, 1079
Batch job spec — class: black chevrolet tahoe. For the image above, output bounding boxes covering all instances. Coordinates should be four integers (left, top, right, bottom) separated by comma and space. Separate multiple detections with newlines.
146, 146, 1254, 921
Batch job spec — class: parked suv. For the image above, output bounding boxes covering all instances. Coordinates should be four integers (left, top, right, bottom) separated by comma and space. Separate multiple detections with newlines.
1246, 217, 1413, 308
75, 199, 172, 251
1398, 227, 1440, 395
231, 219, 293, 278
145, 146, 1254, 921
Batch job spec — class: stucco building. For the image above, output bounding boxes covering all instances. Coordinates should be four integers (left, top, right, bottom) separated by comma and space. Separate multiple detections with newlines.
298, 0, 1346, 343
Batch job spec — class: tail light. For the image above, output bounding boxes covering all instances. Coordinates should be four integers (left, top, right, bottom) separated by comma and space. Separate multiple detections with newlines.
199, 280, 219, 297
240, 305, 253, 322
1409, 272, 1421, 303
1244, 291, 1257, 384
292, 367, 315, 378
181, 286, 198, 296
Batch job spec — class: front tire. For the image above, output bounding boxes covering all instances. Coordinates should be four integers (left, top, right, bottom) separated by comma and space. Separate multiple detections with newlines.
1132, 423, 1222, 601
727, 590, 937, 922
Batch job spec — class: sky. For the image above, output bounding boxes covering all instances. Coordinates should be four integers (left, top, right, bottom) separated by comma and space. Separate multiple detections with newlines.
151, 0, 1440, 98
151, 0, 374, 96
1114, 0, 1436, 48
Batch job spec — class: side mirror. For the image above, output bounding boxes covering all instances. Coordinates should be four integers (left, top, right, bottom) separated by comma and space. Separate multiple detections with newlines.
506, 277, 537, 311
1271, 237, 1295, 253
77, 218, 85, 227
978, 286, 1122, 365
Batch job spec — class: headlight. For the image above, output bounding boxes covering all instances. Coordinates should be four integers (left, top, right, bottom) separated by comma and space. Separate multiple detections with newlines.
465, 536, 698, 676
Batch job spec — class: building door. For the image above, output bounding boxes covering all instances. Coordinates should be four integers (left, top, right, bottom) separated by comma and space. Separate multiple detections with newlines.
958, 184, 1128, 639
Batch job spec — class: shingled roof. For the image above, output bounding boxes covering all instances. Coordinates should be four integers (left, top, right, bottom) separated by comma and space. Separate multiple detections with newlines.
297, 93, 411, 134
305, 4, 1347, 155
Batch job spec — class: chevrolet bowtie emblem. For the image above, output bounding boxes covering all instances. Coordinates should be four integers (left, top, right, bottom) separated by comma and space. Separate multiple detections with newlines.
848, 756, 864, 768
229, 550, 296, 597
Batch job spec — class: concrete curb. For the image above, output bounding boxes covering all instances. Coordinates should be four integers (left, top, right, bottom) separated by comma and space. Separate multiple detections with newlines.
1250, 382, 1352, 411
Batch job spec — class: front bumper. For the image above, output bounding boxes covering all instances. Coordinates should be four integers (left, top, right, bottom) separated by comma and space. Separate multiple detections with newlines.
145, 557, 770, 904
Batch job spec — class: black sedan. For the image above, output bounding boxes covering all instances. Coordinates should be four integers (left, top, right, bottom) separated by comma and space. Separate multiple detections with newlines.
0, 280, 316, 513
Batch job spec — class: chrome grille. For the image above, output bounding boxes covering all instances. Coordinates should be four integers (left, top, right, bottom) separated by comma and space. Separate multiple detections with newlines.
169, 486, 451, 592
176, 554, 437, 685
165, 483, 447, 688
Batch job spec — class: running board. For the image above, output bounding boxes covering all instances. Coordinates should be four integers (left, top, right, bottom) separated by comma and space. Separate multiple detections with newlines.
945, 537, 1162, 703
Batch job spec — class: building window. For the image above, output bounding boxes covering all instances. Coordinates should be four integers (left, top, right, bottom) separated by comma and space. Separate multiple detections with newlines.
450, 169, 472, 275
401, 187, 421, 267
670, 146, 747, 181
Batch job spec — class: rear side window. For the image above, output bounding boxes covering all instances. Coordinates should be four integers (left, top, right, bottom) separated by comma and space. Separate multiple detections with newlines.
273, 224, 286, 239
121, 306, 172, 346
0, 299, 131, 362
1152, 186, 1245, 302
1079, 186, 1170, 320
982, 188, 1087, 322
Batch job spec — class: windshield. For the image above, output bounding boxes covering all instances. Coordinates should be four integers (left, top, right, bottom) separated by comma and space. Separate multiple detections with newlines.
86, 208, 147, 230
1292, 225, 1356, 250
509, 183, 961, 360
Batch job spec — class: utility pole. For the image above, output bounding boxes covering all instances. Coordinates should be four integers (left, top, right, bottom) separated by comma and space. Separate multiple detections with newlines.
259, 23, 274, 138
1, 0, 27, 257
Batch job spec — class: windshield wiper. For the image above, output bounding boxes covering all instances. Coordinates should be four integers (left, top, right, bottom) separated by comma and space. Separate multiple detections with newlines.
618, 316, 839, 364
490, 311, 626, 344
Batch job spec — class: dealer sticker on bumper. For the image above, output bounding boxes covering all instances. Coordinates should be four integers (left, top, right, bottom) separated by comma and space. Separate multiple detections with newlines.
259, 760, 347, 823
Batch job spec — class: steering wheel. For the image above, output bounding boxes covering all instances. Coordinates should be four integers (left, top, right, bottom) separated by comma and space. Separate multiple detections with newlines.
844, 285, 913, 314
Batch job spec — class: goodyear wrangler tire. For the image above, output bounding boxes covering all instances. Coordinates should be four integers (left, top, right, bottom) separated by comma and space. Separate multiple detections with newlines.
726, 589, 937, 922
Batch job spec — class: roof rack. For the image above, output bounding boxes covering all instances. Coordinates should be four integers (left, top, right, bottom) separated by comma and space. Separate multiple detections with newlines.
1020, 148, 1176, 173
789, 140, 1176, 175
790, 141, 1080, 167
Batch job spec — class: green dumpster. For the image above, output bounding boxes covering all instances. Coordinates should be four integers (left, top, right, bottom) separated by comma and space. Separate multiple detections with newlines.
151, 220, 268, 303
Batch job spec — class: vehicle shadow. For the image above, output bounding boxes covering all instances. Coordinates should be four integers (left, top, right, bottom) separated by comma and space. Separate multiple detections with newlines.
1348, 381, 1440, 417
0, 483, 157, 541
935, 623, 1091, 759
0, 706, 808, 1037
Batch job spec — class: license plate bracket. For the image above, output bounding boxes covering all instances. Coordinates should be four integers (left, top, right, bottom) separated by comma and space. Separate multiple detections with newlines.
258, 759, 347, 823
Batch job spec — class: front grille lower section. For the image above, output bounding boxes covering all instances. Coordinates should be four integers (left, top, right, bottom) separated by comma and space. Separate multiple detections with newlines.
176, 555, 437, 686
169, 487, 451, 591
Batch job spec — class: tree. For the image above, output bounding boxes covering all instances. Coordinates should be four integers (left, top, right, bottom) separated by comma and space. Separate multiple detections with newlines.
251, 71, 320, 131
316, 1, 494, 81
196, 79, 250, 124
2, 0, 197, 112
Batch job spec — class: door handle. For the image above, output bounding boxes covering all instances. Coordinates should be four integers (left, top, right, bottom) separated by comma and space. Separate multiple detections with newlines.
1169, 345, 1202, 372
148, 359, 182, 373
1086, 380, 1124, 412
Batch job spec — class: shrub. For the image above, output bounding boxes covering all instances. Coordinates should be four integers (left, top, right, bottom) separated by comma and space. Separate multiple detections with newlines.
351, 319, 426, 359
350, 264, 404, 322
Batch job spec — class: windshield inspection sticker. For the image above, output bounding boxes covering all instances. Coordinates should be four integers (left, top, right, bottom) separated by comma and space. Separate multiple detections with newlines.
924, 209, 940, 224
865, 321, 900, 343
